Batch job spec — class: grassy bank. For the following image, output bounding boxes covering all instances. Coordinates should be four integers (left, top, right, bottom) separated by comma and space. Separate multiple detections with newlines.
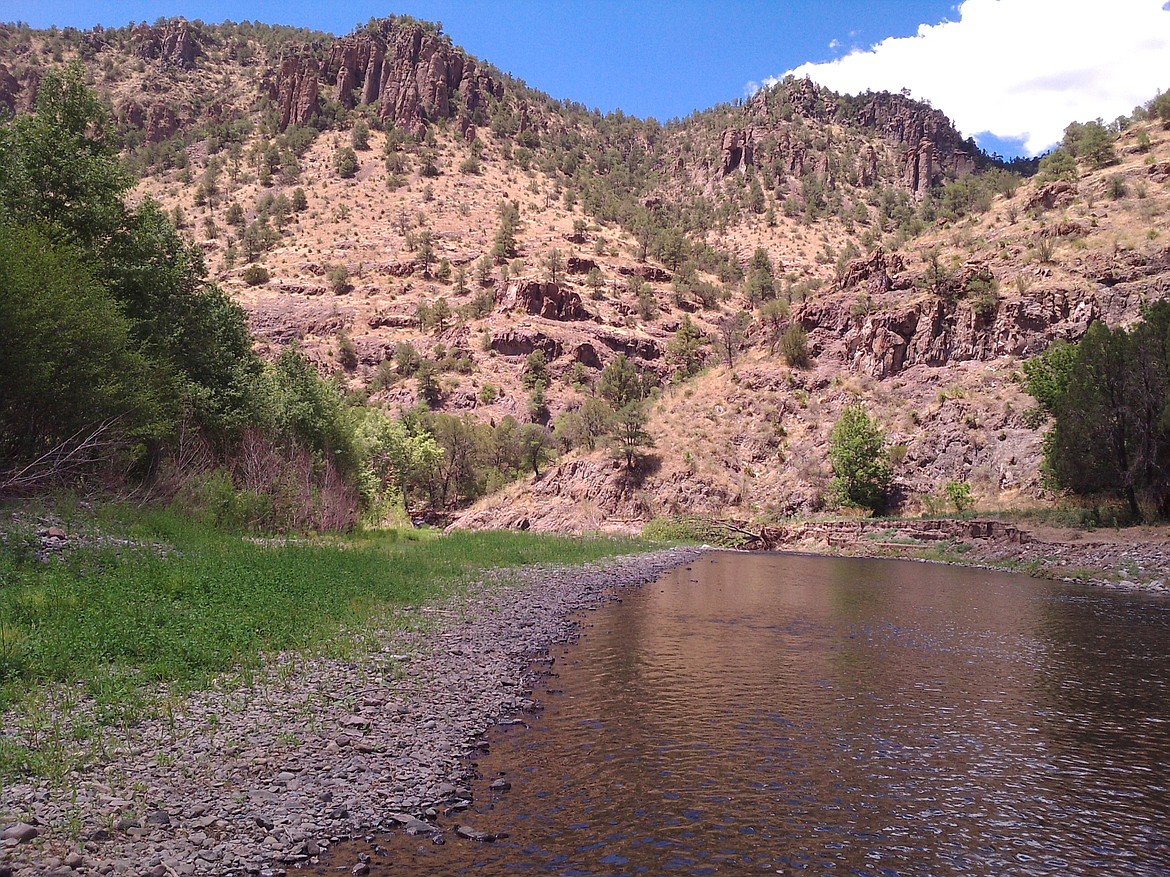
0, 505, 642, 744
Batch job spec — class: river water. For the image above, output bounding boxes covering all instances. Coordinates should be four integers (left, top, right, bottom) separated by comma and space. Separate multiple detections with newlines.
321, 552, 1170, 876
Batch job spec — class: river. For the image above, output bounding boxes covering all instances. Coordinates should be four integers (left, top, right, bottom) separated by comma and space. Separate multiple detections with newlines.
317, 551, 1170, 876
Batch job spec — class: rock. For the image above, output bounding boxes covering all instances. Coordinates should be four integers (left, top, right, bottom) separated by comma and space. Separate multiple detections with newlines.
455, 825, 497, 843
837, 248, 904, 295
489, 778, 511, 791
1026, 181, 1078, 211
903, 138, 936, 196
495, 281, 589, 321
719, 128, 755, 176
64, 851, 84, 868
131, 19, 202, 69
352, 864, 370, 876
617, 265, 672, 283
46, 526, 66, 539
0, 823, 39, 844
145, 811, 172, 826
489, 328, 563, 359
267, 54, 321, 131
387, 814, 438, 836
565, 256, 598, 275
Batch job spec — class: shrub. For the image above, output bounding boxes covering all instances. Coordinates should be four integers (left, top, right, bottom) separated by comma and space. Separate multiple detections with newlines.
779, 324, 810, 368
241, 264, 270, 286
327, 264, 350, 294
334, 146, 358, 179
337, 332, 358, 371
945, 480, 974, 513
829, 404, 893, 513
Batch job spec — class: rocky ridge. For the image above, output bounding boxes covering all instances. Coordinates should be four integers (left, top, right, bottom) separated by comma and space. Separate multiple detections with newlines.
268, 20, 502, 134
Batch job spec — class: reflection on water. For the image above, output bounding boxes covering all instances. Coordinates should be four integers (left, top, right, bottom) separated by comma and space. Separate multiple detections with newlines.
320, 552, 1170, 876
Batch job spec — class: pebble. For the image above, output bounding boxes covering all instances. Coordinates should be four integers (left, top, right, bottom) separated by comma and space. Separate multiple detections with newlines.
0, 824, 39, 844
0, 548, 703, 875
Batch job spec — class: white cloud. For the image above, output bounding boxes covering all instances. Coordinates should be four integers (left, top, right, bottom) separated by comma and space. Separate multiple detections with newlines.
769, 0, 1170, 155
828, 38, 841, 51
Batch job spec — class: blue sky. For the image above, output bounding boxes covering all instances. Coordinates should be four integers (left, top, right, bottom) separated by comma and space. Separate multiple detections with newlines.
6, 1, 1169, 157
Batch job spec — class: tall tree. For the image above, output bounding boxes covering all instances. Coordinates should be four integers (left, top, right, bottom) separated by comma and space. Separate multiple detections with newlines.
829, 404, 893, 513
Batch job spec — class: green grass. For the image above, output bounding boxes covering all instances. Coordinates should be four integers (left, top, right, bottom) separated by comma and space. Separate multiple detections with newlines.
0, 505, 642, 723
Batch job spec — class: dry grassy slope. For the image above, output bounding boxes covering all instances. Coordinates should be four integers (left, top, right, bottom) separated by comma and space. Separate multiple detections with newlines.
455, 120, 1170, 531
8, 20, 1170, 529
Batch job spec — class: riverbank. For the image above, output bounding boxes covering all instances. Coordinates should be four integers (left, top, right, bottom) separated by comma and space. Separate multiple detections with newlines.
757, 517, 1170, 593
0, 542, 702, 876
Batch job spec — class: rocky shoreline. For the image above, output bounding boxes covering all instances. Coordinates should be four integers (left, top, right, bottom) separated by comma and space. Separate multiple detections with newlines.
758, 517, 1170, 593
0, 547, 704, 877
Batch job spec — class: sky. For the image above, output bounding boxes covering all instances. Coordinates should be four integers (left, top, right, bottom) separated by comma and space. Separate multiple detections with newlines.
5, 0, 1169, 157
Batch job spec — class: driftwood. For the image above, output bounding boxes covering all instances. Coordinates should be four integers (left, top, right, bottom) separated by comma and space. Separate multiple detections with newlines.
0, 417, 127, 495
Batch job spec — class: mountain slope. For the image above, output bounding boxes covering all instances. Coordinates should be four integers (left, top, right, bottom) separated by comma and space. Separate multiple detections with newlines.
2, 17, 1167, 529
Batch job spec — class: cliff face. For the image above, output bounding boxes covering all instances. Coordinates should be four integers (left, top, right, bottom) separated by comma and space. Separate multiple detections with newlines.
0, 61, 39, 116
130, 19, 202, 69
269, 21, 502, 133
801, 246, 1170, 379
708, 80, 977, 197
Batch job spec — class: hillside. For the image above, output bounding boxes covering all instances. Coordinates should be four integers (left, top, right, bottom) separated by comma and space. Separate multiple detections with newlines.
3, 17, 1168, 530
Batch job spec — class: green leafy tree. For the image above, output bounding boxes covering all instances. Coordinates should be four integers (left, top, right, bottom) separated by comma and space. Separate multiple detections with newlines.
599, 355, 643, 408
431, 296, 452, 334
492, 200, 520, 263
519, 423, 555, 475
546, 247, 563, 285
523, 350, 550, 390
351, 120, 370, 151
828, 404, 893, 513
611, 402, 654, 471
1062, 120, 1116, 169
334, 146, 359, 178
666, 315, 709, 379
1037, 149, 1078, 183
779, 324, 810, 368
1025, 306, 1170, 519
0, 223, 163, 473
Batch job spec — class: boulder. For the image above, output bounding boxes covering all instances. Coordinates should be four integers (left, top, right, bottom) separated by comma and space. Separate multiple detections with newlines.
496, 281, 588, 321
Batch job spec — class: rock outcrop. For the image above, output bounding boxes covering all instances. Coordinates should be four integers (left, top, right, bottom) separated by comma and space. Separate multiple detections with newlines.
269, 55, 321, 130
313, 21, 502, 136
131, 20, 202, 69
489, 329, 563, 359
496, 281, 589, 321
0, 62, 38, 116
798, 282, 1124, 379
719, 128, 755, 175
837, 248, 906, 295
729, 80, 976, 194
116, 100, 180, 144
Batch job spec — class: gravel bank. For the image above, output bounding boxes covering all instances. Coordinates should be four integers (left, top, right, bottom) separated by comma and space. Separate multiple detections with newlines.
0, 547, 703, 877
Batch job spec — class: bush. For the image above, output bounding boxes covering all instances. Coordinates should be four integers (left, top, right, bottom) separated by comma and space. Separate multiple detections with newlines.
829, 404, 893, 513
337, 332, 358, 371
241, 264, 270, 286
334, 146, 358, 179
945, 480, 974, 513
779, 324, 810, 368
327, 263, 350, 294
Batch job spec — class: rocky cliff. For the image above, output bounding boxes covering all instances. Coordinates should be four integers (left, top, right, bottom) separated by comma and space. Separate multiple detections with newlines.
269, 20, 502, 133
705, 79, 978, 197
